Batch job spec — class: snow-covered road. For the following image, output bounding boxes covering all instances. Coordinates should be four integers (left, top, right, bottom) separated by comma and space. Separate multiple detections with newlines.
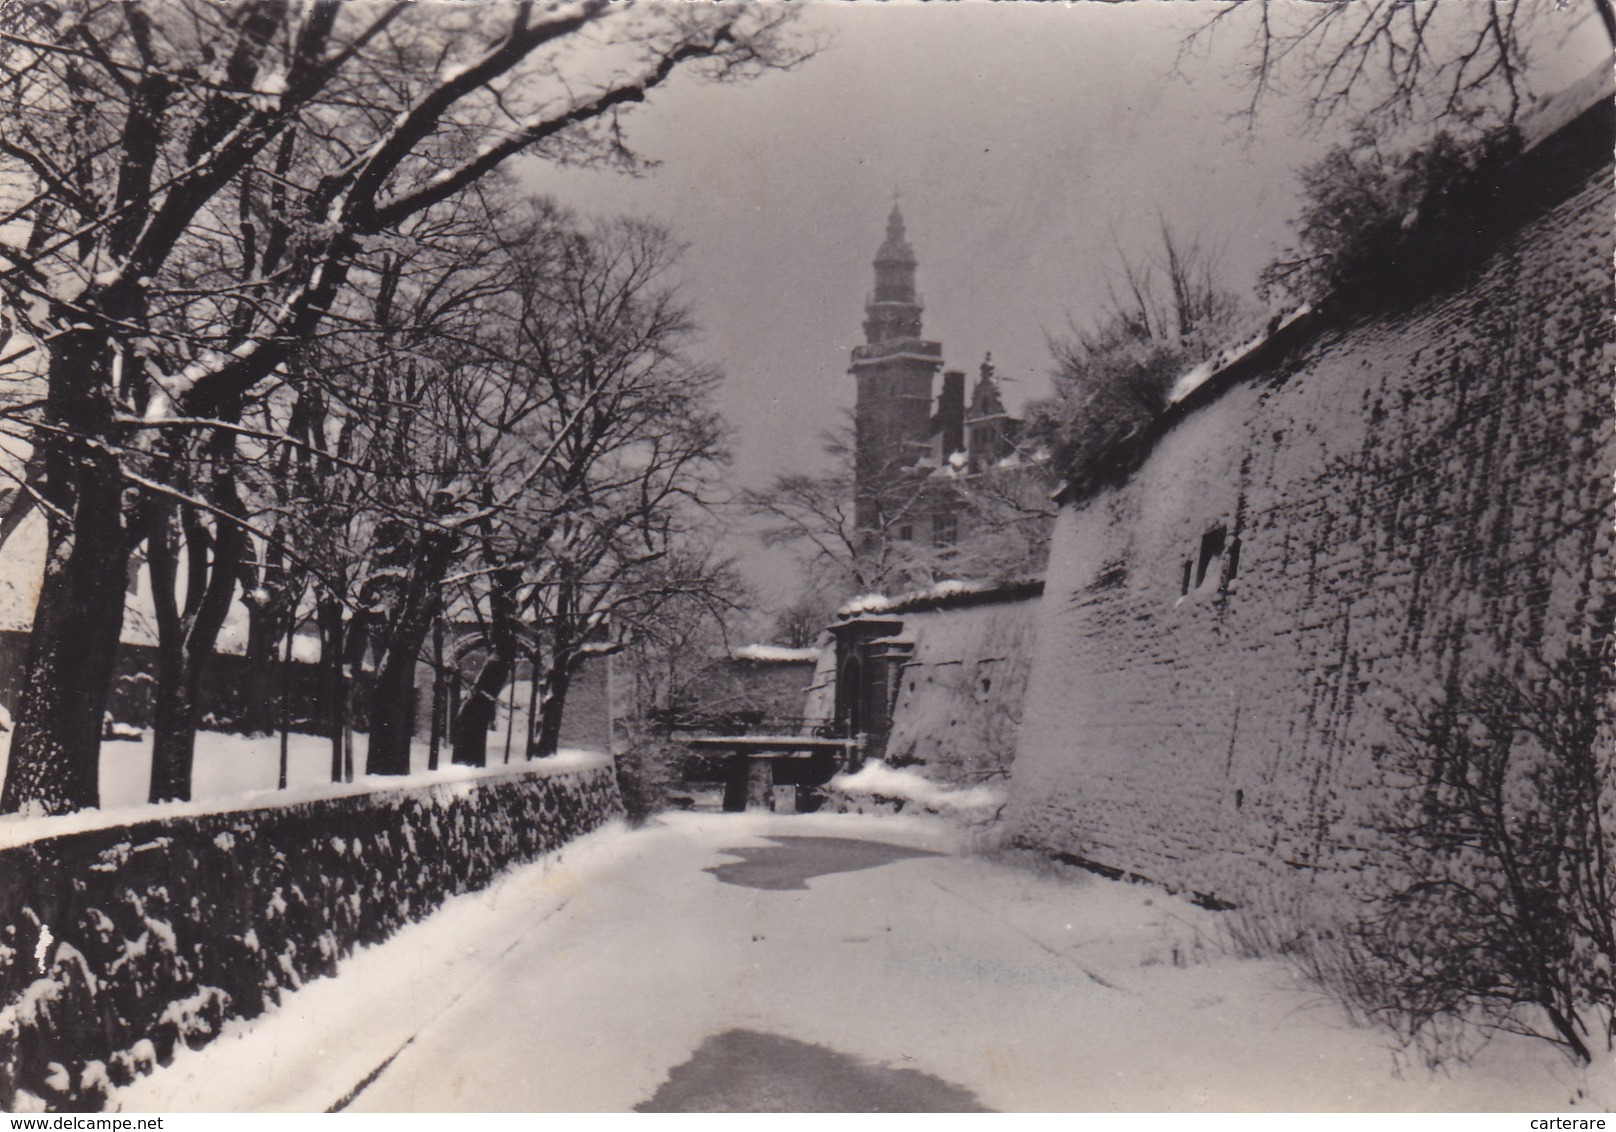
112, 812, 1600, 1112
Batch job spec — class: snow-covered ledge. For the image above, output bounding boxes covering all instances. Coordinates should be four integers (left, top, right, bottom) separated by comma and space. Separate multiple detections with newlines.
0, 754, 621, 1112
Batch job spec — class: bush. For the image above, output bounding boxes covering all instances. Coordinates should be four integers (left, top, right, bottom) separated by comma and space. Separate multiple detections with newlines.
1024, 339, 1188, 494
613, 731, 689, 825
1262, 123, 1523, 312
1299, 647, 1614, 1066
1030, 224, 1250, 495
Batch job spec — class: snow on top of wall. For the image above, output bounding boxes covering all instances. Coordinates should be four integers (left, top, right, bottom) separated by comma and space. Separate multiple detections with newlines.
0, 749, 611, 850
1519, 61, 1616, 152
1156, 68, 1610, 423
1167, 305, 1312, 407
828, 760, 1005, 813
835, 580, 988, 618
836, 577, 1044, 620
837, 592, 893, 617
730, 644, 822, 663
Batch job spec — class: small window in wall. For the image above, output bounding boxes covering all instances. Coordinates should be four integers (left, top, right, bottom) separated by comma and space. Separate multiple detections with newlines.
1195, 525, 1226, 589
1226, 536, 1242, 584
934, 510, 958, 548
897, 522, 914, 542
1180, 559, 1193, 596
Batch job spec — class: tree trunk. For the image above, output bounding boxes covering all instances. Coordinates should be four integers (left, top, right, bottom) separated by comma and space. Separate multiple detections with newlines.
278, 620, 293, 789
502, 675, 517, 764
317, 594, 346, 784
428, 618, 445, 772
452, 652, 509, 768
525, 659, 540, 759
148, 644, 200, 804
365, 529, 456, 776
451, 563, 521, 768
532, 664, 573, 758
0, 459, 131, 814
146, 490, 247, 804
241, 578, 292, 738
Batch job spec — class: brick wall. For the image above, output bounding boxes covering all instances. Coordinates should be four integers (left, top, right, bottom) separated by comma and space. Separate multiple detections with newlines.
1005, 165, 1614, 907
0, 761, 621, 1111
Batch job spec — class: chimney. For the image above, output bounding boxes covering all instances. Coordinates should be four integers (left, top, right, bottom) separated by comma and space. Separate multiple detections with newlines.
937, 370, 965, 456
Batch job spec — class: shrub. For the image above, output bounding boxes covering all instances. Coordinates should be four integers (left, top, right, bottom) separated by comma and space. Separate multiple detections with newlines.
1030, 224, 1250, 494
1024, 339, 1187, 494
1262, 123, 1523, 312
613, 732, 688, 826
1340, 647, 1613, 1064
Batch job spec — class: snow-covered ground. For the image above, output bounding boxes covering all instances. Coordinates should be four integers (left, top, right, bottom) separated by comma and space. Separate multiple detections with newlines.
107, 812, 1610, 1113
829, 759, 1005, 814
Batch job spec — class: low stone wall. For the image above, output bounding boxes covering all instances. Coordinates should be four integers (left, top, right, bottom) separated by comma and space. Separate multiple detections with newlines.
0, 761, 621, 1111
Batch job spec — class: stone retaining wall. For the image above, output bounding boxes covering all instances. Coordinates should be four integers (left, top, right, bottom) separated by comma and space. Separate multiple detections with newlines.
0, 761, 620, 1111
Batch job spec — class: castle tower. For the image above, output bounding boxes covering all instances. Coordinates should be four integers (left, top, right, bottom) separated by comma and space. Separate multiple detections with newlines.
966, 352, 1013, 470
849, 203, 943, 535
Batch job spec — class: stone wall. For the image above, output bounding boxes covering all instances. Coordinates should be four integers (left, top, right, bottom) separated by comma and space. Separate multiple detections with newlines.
1005, 155, 1613, 906
884, 597, 1040, 788
828, 583, 1043, 792
679, 656, 819, 731
0, 760, 621, 1111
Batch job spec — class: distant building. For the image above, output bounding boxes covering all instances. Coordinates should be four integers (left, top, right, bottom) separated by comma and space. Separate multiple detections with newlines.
848, 205, 1048, 563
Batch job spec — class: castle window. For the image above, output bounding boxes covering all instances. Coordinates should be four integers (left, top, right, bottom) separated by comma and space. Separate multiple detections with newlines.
897, 523, 913, 542
1195, 526, 1226, 590
1226, 536, 1242, 584
1180, 559, 1193, 596
934, 510, 958, 548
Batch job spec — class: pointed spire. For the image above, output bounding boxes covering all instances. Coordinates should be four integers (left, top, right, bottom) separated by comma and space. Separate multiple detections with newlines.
863, 198, 924, 343
876, 201, 916, 267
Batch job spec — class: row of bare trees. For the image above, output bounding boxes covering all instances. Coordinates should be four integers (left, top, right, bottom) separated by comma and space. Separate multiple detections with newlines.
0, 0, 807, 815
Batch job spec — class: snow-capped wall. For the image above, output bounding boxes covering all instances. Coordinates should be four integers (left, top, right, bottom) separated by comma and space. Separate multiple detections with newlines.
0, 760, 621, 1111
883, 598, 1040, 789
1006, 162, 1614, 907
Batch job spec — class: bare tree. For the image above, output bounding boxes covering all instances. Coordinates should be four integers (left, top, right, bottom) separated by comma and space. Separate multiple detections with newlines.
0, 0, 807, 814
610, 550, 750, 821
440, 211, 734, 764
943, 468, 1058, 582
771, 588, 839, 650
743, 424, 945, 598
1187, 0, 1613, 131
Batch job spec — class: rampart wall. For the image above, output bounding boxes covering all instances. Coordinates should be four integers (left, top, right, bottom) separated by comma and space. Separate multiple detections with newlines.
1005, 161, 1614, 907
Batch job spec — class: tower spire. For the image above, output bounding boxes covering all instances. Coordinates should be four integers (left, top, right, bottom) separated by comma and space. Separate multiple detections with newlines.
864, 202, 922, 342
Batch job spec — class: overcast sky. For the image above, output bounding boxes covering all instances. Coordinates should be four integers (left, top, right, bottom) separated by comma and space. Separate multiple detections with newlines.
522, 1, 1608, 611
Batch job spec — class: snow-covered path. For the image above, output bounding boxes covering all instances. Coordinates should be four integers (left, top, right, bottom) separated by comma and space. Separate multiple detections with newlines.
112, 813, 1599, 1112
